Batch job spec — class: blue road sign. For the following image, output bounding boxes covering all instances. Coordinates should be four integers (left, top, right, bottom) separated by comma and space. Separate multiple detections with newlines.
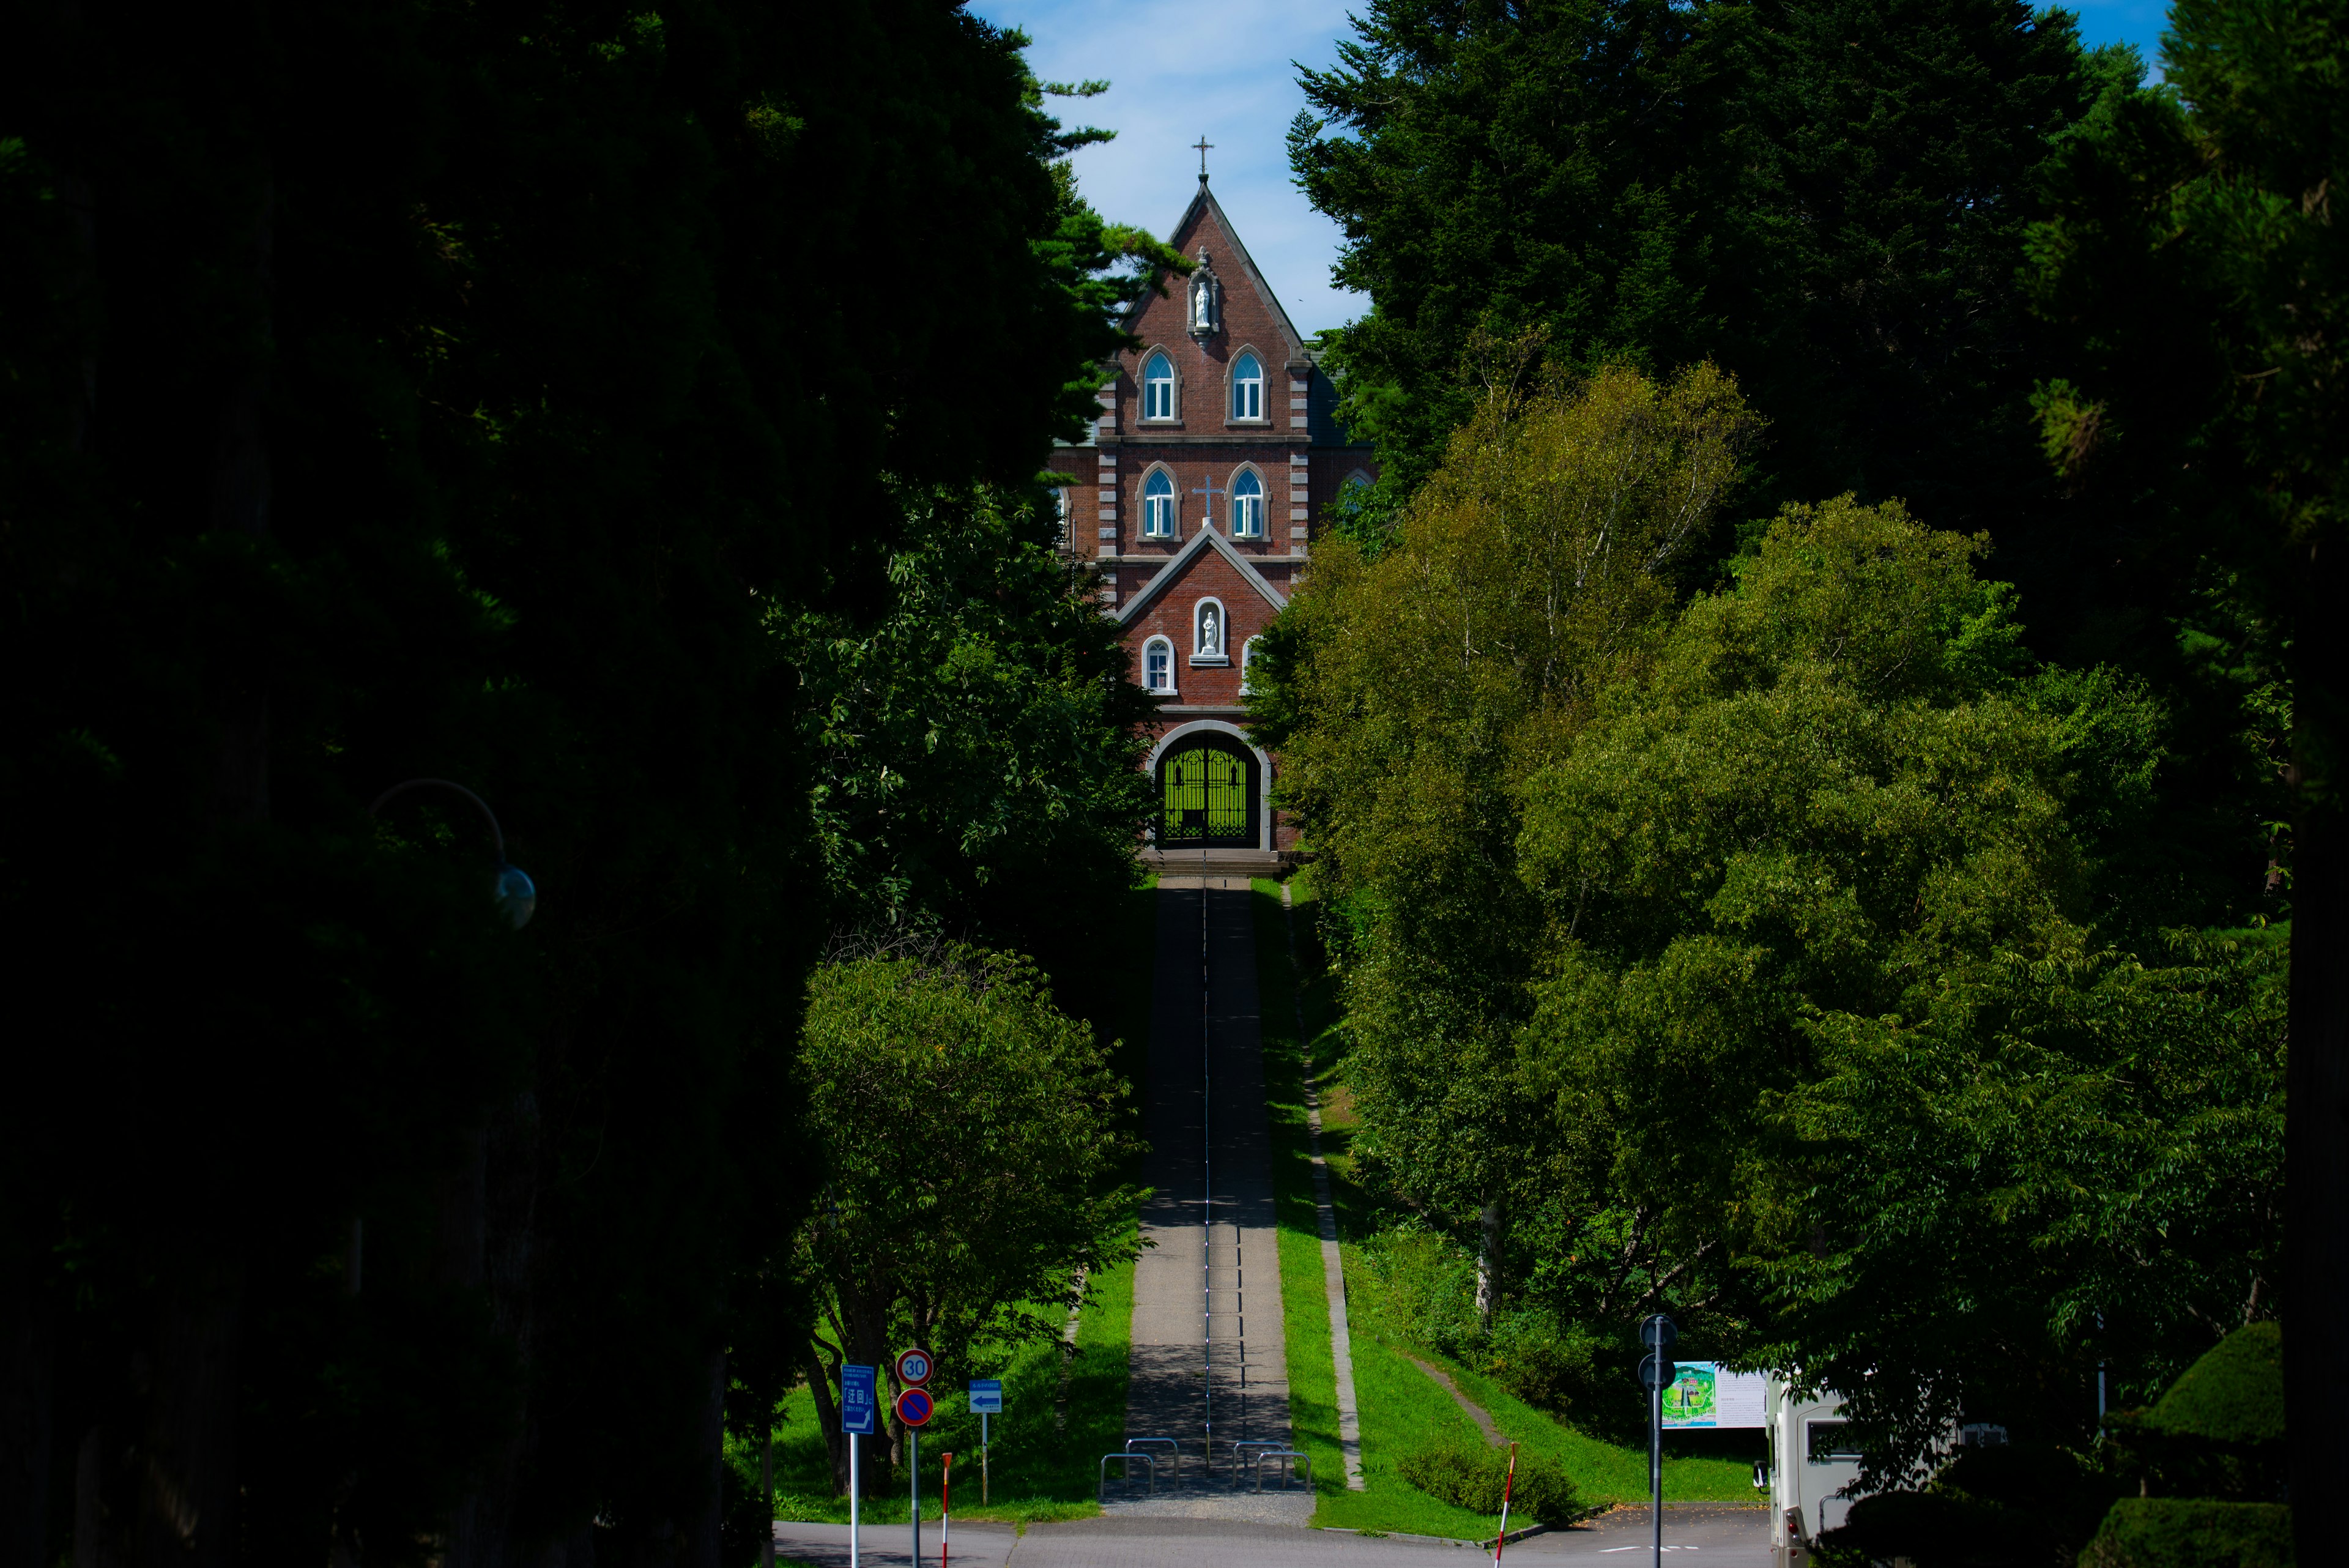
896, 1386, 935, 1428
968, 1379, 1003, 1414
841, 1364, 877, 1435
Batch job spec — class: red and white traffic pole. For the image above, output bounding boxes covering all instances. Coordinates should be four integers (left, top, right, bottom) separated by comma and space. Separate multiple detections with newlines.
940, 1452, 953, 1567
1491, 1441, 1520, 1564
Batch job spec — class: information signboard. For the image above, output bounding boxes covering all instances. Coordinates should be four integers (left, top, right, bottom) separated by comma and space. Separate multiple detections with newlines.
840, 1364, 877, 1436
968, 1379, 1003, 1414
1659, 1361, 1767, 1429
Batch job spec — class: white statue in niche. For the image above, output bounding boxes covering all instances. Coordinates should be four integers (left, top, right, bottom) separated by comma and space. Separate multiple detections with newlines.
1189, 249, 1219, 336
1200, 604, 1222, 656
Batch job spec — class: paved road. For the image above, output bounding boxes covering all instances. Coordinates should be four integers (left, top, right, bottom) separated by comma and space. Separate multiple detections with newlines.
771, 1504, 1770, 1567
1122, 879, 1294, 1518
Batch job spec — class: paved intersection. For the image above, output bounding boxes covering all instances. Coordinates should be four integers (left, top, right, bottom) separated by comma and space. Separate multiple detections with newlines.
770, 1505, 1771, 1567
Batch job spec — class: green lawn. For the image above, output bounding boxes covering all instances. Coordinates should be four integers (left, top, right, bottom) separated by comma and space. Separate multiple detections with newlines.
755, 1243, 1135, 1525
1250, 879, 1762, 1539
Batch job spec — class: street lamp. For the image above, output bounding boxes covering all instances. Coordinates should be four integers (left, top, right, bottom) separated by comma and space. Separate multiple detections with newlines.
369, 777, 536, 929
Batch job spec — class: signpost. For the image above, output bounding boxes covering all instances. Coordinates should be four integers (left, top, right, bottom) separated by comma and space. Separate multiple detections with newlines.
841, 1365, 877, 1568
1640, 1315, 1679, 1568
895, 1353, 934, 1568
968, 1380, 1003, 1504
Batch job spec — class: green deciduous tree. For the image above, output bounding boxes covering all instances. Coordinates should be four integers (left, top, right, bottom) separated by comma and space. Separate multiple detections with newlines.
792, 947, 1141, 1492
787, 483, 1156, 954
1515, 499, 2279, 1488
1252, 360, 1760, 1312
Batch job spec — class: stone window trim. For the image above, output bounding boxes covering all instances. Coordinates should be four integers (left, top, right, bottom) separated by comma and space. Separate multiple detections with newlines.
1138, 346, 1182, 425
1240, 634, 1264, 694
1225, 344, 1272, 426
1190, 596, 1231, 666
1142, 634, 1178, 696
1138, 463, 1181, 541
1225, 461, 1270, 541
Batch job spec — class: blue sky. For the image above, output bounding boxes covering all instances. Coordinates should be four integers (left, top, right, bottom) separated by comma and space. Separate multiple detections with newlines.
970, 1, 2175, 339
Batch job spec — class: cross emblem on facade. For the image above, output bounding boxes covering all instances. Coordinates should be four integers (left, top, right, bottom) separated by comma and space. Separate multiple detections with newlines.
1191, 473, 1225, 529
1193, 136, 1214, 179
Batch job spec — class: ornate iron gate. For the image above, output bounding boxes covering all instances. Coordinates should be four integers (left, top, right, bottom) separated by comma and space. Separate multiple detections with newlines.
1157, 738, 1257, 849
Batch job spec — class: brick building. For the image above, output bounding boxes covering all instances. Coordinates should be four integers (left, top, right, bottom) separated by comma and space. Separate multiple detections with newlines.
1048, 171, 1374, 872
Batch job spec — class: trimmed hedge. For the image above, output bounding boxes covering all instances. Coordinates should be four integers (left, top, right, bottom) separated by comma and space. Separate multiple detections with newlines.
2079, 1499, 2292, 1568
1397, 1440, 1582, 1523
2148, 1323, 2284, 1446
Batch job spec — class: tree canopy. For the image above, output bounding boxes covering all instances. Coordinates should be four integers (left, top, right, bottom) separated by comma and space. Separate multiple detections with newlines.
0, 5, 1165, 1564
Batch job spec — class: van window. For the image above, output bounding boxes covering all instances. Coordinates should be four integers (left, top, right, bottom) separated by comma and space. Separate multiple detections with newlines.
1806, 1421, 1861, 1462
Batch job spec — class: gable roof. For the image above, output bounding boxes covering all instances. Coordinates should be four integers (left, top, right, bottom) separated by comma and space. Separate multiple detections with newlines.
1116, 525, 1291, 627
1122, 178, 1310, 365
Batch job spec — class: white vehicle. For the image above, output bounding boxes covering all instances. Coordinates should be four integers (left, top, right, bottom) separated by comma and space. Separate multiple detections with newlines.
1763, 1375, 1868, 1565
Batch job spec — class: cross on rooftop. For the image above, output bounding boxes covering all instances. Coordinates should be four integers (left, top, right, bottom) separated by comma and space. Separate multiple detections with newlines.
1193, 136, 1214, 180
1191, 473, 1225, 525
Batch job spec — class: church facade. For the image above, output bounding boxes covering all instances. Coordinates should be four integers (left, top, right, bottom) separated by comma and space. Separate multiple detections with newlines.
1047, 173, 1373, 868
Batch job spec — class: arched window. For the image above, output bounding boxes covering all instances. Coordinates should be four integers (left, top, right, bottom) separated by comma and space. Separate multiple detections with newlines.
1054, 486, 1071, 549
1143, 470, 1176, 538
1230, 470, 1264, 539
1230, 352, 1263, 420
1143, 352, 1175, 421
1241, 636, 1263, 693
1194, 598, 1227, 660
1143, 636, 1175, 694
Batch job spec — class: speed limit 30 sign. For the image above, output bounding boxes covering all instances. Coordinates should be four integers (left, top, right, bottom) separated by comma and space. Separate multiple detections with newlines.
895, 1348, 934, 1386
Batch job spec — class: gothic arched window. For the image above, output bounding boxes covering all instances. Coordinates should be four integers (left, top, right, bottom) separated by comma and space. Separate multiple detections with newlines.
1143, 352, 1176, 420
1241, 636, 1263, 693
1143, 470, 1176, 538
1143, 636, 1175, 694
1230, 352, 1263, 420
1230, 470, 1264, 538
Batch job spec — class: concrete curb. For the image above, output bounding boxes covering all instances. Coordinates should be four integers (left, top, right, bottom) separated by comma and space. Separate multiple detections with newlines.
1321, 1523, 1553, 1550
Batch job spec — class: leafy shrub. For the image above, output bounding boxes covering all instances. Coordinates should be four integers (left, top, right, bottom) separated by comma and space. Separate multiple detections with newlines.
2078, 1499, 2293, 1567
1397, 1440, 1581, 1523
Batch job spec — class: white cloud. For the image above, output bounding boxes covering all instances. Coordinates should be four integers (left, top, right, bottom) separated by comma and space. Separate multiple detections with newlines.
968, 0, 1368, 337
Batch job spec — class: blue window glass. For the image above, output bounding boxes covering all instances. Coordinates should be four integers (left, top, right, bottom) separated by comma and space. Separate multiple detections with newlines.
1230, 470, 1263, 538
1144, 353, 1175, 420
1145, 641, 1172, 691
1145, 470, 1176, 537
1230, 353, 1263, 420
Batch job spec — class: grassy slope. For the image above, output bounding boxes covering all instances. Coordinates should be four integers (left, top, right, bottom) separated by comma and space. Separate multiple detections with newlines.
763, 882, 1159, 1525
1250, 879, 1757, 1539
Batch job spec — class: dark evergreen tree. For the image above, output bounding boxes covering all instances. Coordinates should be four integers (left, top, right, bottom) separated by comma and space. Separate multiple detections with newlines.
0, 4, 1158, 1566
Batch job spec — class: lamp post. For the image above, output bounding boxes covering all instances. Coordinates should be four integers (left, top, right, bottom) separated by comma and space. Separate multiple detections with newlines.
368, 777, 536, 929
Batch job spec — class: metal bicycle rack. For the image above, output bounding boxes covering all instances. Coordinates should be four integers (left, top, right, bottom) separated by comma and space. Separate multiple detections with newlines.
1252, 1450, 1313, 1492
1097, 1451, 1156, 1496
1231, 1440, 1285, 1477
1126, 1436, 1181, 1479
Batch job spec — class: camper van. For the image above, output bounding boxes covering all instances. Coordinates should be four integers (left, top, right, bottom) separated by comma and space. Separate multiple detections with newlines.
1763, 1376, 1866, 1565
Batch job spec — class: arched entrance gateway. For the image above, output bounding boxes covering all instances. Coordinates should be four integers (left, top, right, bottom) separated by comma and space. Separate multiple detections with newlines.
1156, 731, 1260, 850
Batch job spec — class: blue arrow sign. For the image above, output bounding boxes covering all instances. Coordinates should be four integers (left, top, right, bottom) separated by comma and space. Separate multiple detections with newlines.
968, 1378, 1003, 1414
840, 1364, 877, 1435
